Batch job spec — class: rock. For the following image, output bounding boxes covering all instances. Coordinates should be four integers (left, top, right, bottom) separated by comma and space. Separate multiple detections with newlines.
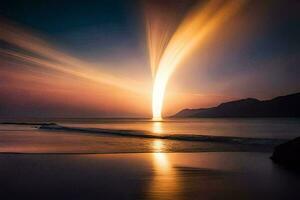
172, 92, 300, 118
271, 137, 300, 168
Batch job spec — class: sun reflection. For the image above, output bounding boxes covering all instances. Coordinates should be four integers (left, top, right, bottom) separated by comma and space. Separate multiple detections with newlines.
153, 153, 170, 173
147, 140, 180, 199
153, 140, 164, 152
152, 140, 170, 171
152, 121, 163, 134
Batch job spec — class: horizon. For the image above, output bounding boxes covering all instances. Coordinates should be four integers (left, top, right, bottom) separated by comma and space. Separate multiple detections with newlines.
1, 2, 300, 199
1, 91, 299, 120
0, 0, 299, 119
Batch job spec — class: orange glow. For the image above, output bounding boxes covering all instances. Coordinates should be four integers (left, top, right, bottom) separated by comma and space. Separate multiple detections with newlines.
148, 142, 179, 199
152, 121, 163, 134
0, 22, 143, 93
0, 20, 151, 117
0, 0, 251, 118
147, 0, 247, 119
152, 152, 170, 172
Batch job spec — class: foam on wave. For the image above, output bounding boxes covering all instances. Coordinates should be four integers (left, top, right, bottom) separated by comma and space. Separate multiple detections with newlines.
39, 124, 287, 146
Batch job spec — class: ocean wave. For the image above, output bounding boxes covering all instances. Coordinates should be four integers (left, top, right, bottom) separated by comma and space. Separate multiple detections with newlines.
39, 124, 287, 146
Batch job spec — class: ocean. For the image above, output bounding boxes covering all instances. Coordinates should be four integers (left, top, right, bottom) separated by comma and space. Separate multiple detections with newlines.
0, 118, 299, 154
1, 118, 300, 199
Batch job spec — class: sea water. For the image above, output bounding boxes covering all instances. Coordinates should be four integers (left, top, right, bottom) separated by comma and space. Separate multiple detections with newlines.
0, 118, 299, 153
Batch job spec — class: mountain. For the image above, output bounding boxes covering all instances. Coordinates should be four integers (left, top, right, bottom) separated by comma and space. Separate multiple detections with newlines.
172, 92, 300, 118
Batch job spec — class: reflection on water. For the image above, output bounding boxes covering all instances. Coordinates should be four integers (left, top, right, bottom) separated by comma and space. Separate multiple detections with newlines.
148, 140, 180, 200
1, 152, 298, 200
153, 140, 164, 152
153, 153, 171, 174
152, 121, 163, 134
62, 118, 300, 139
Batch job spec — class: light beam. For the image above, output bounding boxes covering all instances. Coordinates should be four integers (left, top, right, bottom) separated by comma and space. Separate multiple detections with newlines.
147, 0, 247, 120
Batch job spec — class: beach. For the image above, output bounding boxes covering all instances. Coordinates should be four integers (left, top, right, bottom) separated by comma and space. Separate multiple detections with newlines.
1, 152, 299, 200
1, 0, 299, 199
0, 119, 299, 199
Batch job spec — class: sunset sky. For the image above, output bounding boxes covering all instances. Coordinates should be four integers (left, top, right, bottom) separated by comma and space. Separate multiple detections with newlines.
0, 0, 299, 118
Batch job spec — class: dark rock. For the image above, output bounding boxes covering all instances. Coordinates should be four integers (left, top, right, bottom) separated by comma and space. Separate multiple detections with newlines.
271, 137, 300, 168
172, 92, 300, 118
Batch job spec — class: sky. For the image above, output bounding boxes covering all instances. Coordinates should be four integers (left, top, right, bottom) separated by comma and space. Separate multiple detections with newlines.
0, 0, 299, 119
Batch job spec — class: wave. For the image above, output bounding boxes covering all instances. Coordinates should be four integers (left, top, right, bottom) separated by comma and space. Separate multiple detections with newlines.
39, 124, 287, 146
1, 122, 57, 126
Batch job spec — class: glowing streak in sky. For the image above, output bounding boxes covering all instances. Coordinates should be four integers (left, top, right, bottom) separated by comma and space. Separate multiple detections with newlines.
0, 21, 142, 94
147, 0, 247, 120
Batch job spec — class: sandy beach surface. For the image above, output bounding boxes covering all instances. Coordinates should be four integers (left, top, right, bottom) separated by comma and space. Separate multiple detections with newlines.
1, 152, 299, 200
1, 121, 299, 199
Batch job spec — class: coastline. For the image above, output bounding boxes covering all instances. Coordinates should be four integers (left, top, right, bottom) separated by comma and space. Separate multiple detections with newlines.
1, 152, 299, 200
1, 120, 299, 199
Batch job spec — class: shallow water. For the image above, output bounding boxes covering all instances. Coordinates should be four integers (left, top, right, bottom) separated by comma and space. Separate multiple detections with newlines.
1, 119, 299, 199
0, 118, 299, 153
58, 118, 300, 139
0, 128, 278, 153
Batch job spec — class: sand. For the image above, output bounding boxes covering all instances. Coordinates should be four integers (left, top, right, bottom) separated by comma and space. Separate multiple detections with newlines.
0, 152, 299, 200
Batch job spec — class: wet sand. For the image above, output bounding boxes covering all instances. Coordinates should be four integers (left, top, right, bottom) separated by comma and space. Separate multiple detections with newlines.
1, 152, 299, 200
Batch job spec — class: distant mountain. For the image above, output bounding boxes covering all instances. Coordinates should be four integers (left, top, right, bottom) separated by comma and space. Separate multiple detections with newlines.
172, 92, 300, 118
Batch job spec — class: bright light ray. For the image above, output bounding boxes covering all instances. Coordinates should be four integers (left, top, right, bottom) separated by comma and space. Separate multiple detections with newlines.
145, 3, 178, 77
147, 0, 247, 120
0, 21, 143, 94
0, 20, 153, 117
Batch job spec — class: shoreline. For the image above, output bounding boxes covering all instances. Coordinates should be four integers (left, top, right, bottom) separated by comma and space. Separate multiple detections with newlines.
1, 152, 299, 200
0, 120, 297, 157
0, 149, 276, 155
